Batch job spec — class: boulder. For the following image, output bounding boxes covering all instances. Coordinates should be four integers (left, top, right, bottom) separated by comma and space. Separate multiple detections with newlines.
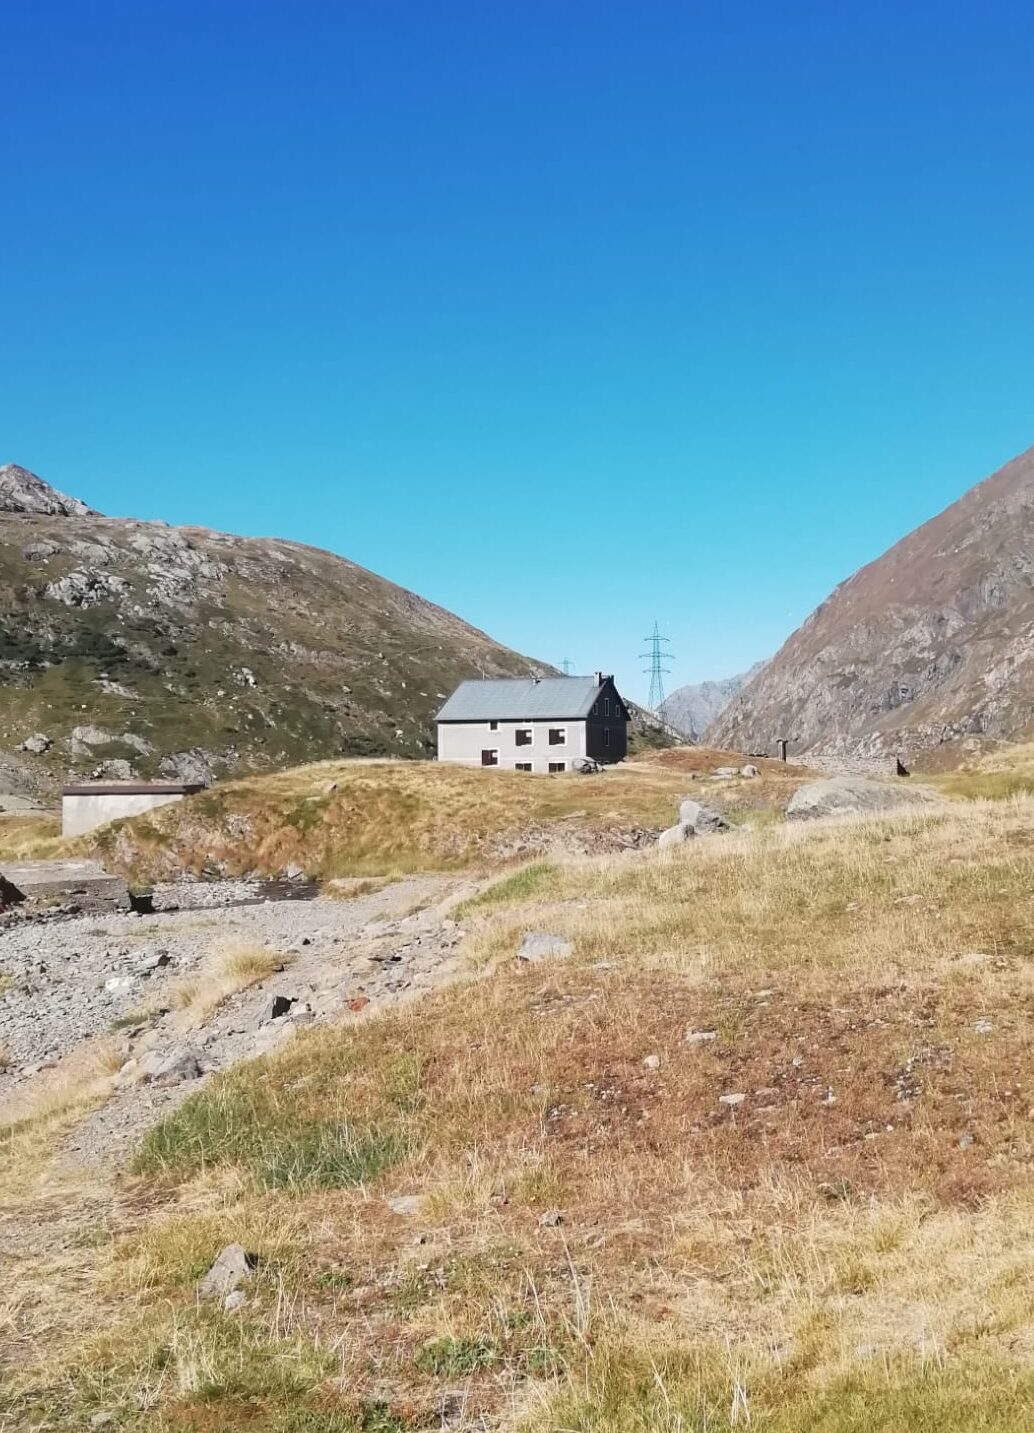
517, 931, 572, 962
571, 757, 603, 774
658, 821, 695, 847
152, 1048, 203, 1084
740, 764, 760, 778
677, 799, 727, 834
258, 995, 295, 1025
199, 1243, 256, 1299
17, 733, 51, 755
786, 776, 930, 822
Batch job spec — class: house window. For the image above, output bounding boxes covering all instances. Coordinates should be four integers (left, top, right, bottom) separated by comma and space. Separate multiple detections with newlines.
489, 720, 499, 731
604, 697, 610, 717
481, 749, 499, 766
515, 762, 532, 772
548, 727, 566, 745
603, 728, 610, 747
548, 761, 566, 773
592, 701, 599, 715
515, 728, 532, 746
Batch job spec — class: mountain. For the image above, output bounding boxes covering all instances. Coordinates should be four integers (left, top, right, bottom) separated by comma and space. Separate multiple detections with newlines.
660, 661, 766, 740
0, 464, 550, 792
710, 442, 1034, 762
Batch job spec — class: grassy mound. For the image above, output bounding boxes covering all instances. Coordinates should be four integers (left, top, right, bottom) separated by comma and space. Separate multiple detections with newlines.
75, 756, 816, 885
6, 797, 1034, 1428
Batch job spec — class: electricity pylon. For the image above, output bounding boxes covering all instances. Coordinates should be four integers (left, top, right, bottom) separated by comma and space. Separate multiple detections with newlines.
640, 621, 673, 711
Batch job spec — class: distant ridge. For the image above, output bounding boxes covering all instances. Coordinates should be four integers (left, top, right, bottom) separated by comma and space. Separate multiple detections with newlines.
660, 661, 766, 741
710, 442, 1034, 762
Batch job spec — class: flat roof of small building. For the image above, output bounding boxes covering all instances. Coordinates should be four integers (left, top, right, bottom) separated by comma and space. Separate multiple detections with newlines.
61, 782, 206, 797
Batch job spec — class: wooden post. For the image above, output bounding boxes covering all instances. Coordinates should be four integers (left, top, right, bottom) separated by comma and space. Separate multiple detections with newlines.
777, 738, 788, 762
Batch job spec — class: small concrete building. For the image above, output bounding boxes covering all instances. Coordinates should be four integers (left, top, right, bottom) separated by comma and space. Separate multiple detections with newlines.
61, 781, 205, 838
436, 672, 629, 772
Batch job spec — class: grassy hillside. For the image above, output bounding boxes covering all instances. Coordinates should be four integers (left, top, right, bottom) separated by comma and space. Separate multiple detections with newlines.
70, 754, 812, 883
5, 796, 1034, 1428
0, 496, 546, 792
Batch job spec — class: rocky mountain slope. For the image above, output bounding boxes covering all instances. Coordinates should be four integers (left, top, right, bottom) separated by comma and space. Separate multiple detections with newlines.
0, 464, 548, 792
710, 442, 1034, 761
660, 661, 766, 740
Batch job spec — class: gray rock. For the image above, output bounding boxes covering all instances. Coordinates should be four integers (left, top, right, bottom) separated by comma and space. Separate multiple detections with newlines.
685, 1028, 717, 1044
570, 757, 603, 774
719, 1092, 746, 1106
0, 464, 95, 517
137, 948, 172, 974
152, 1048, 202, 1084
17, 733, 52, 755
258, 995, 295, 1025
786, 776, 929, 822
387, 1193, 423, 1216
538, 1208, 564, 1227
677, 799, 727, 834
517, 931, 572, 962
642, 1054, 661, 1070
658, 821, 695, 848
199, 1243, 256, 1299
223, 1289, 247, 1312
740, 764, 760, 778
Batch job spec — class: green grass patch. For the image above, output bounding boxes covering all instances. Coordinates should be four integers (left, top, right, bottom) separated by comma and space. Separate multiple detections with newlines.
457, 861, 561, 916
416, 1335, 499, 1376
135, 1065, 409, 1190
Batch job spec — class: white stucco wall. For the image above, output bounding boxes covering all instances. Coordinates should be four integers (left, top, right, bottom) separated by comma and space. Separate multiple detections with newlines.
61, 791, 189, 838
437, 720, 588, 772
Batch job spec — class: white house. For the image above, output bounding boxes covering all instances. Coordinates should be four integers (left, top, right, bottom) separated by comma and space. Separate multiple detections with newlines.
435, 672, 629, 772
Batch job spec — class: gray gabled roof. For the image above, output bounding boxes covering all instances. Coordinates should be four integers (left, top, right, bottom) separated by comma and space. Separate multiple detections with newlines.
436, 676, 613, 723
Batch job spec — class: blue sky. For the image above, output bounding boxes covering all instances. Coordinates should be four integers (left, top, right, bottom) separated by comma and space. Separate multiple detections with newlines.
5, 2, 1034, 703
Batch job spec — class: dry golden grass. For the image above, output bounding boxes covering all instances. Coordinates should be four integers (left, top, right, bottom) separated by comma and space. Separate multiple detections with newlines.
76, 758, 731, 882
167, 943, 292, 1027
7, 799, 1034, 1429
0, 811, 61, 861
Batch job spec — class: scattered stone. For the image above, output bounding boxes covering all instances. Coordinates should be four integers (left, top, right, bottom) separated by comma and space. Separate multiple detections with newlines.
740, 763, 760, 778
347, 995, 371, 1013
387, 1194, 423, 1216
538, 1209, 563, 1227
199, 1243, 256, 1299
284, 863, 305, 881
677, 799, 727, 834
89, 1414, 115, 1430
642, 1054, 661, 1070
958, 1133, 975, 1149
973, 1018, 994, 1035
714, 766, 739, 778
104, 975, 135, 994
224, 1289, 247, 1312
517, 931, 572, 963
657, 821, 695, 848
685, 1028, 717, 1044
719, 1092, 746, 1106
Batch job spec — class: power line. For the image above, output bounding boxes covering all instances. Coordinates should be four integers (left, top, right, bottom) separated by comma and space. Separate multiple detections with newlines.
639, 620, 673, 710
